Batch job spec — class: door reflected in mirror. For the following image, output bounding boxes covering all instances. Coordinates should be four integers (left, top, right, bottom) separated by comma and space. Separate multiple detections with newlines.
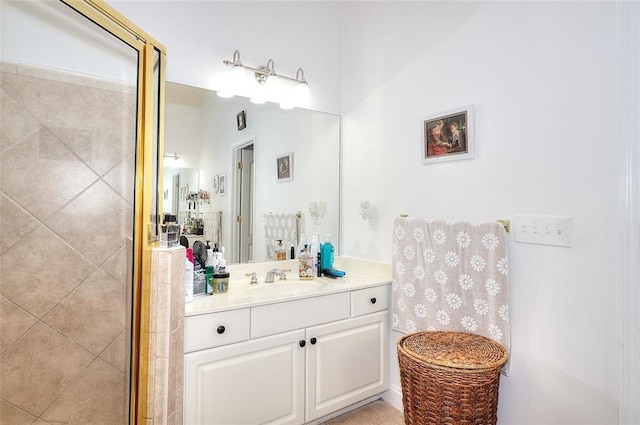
164, 82, 340, 264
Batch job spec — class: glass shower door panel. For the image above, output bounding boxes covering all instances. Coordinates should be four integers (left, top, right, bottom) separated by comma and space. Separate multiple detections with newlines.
0, 1, 138, 424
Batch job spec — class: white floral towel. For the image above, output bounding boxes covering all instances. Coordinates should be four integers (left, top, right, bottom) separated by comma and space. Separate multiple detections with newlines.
392, 217, 510, 363
264, 212, 298, 260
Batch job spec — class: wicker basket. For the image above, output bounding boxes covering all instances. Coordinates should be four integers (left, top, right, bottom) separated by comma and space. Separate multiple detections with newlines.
397, 331, 508, 425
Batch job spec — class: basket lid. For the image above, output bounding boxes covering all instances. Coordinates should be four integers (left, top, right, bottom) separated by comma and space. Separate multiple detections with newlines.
400, 331, 508, 370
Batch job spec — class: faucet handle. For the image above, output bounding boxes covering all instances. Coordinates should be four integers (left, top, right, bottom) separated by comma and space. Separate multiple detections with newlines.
246, 272, 258, 284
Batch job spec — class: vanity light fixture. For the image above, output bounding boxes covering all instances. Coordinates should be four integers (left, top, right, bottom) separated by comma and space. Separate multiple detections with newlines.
217, 50, 310, 109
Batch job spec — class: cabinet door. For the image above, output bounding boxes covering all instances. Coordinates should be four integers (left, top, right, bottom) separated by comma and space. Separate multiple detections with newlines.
305, 311, 388, 422
184, 329, 306, 425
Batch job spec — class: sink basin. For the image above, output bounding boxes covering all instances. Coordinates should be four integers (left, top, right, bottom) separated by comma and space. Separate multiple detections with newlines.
246, 280, 324, 297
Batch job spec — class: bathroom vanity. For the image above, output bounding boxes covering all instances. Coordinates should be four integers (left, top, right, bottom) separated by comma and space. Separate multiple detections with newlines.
183, 259, 391, 424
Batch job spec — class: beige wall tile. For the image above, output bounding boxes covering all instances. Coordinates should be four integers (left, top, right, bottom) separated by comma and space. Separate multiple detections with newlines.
2, 61, 134, 425
0, 322, 94, 415
0, 61, 17, 73
0, 128, 98, 221
43, 269, 125, 355
153, 357, 168, 425
175, 387, 183, 425
45, 181, 133, 265
0, 87, 41, 154
154, 282, 171, 359
0, 193, 39, 254
0, 72, 96, 125
47, 90, 135, 176
0, 296, 37, 354
0, 399, 36, 424
0, 226, 95, 318
100, 330, 126, 373
170, 249, 185, 332
103, 154, 135, 205
145, 340, 156, 420
102, 244, 129, 286
41, 359, 124, 425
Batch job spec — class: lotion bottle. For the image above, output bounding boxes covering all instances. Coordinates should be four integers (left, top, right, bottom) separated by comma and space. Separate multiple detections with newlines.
185, 248, 194, 303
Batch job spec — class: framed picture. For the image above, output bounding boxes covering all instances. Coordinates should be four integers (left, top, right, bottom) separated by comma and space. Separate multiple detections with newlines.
236, 110, 246, 131
218, 175, 226, 196
422, 105, 474, 164
276, 152, 293, 182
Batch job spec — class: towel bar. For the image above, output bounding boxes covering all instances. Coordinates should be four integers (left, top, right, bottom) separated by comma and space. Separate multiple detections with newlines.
398, 214, 510, 233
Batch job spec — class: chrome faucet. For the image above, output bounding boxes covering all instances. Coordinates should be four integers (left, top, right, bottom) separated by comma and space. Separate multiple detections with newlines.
264, 268, 287, 283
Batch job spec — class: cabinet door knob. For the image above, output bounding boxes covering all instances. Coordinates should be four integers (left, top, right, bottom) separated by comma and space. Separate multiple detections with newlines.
310, 337, 317, 345
370, 297, 377, 304
217, 325, 226, 334
299, 340, 306, 348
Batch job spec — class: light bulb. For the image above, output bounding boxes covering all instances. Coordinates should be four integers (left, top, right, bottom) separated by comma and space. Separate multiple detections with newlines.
296, 81, 310, 106
250, 82, 267, 104
265, 74, 280, 103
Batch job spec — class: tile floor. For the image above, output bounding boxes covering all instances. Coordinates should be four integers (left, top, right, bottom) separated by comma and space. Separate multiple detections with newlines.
322, 400, 405, 425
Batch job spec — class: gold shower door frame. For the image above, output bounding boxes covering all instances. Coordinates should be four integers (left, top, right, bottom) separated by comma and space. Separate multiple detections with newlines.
61, 1, 166, 423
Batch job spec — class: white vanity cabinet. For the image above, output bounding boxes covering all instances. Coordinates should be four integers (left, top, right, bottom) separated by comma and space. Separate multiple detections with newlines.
184, 329, 306, 425
305, 310, 388, 422
184, 283, 390, 425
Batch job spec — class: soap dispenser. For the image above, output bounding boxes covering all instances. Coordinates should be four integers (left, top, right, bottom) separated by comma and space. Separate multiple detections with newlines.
276, 239, 286, 261
298, 245, 314, 280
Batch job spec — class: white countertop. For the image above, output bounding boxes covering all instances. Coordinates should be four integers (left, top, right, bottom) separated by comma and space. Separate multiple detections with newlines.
185, 257, 391, 316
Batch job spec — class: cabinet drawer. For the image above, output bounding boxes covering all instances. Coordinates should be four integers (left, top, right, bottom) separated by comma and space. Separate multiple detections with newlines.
251, 292, 350, 338
184, 309, 250, 353
351, 285, 389, 317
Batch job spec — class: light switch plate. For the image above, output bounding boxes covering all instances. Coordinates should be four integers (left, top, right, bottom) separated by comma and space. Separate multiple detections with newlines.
513, 215, 573, 247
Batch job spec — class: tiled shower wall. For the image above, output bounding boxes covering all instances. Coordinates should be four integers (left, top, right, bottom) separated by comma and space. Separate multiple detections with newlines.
0, 62, 135, 424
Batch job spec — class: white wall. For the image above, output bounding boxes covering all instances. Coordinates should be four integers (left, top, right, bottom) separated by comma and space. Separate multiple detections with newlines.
107, 0, 343, 114
340, 2, 619, 424
1, 0, 137, 84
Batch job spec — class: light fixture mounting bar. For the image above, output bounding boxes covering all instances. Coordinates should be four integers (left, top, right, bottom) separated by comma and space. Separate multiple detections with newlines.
222, 50, 307, 85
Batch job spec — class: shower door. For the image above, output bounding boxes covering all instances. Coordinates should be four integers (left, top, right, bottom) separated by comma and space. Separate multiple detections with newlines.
0, 1, 163, 424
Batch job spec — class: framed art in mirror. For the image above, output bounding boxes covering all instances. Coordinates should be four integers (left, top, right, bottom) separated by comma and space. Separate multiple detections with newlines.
422, 105, 474, 164
219, 175, 227, 196
237, 110, 246, 130
277, 152, 293, 182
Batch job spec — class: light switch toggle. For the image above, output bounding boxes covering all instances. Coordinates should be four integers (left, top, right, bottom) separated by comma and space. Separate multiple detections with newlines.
513, 215, 573, 247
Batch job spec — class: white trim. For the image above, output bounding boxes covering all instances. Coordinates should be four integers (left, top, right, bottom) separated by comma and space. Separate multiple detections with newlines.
231, 135, 257, 264
618, 2, 640, 423
382, 384, 404, 412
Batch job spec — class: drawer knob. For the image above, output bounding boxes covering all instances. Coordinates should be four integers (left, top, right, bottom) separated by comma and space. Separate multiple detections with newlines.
370, 297, 377, 304
310, 337, 317, 345
217, 325, 226, 334
299, 340, 306, 348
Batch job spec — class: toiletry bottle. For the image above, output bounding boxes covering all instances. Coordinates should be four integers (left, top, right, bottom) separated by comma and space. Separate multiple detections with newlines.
297, 234, 308, 257
299, 245, 314, 280
212, 265, 230, 294
310, 234, 320, 274
185, 249, 194, 303
205, 266, 214, 295
205, 241, 214, 268
276, 240, 286, 261
321, 234, 334, 270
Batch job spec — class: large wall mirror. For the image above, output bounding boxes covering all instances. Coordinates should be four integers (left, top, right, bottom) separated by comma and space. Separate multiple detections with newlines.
164, 82, 340, 264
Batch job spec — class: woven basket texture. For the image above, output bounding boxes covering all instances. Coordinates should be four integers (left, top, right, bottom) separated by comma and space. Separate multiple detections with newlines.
397, 331, 508, 425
